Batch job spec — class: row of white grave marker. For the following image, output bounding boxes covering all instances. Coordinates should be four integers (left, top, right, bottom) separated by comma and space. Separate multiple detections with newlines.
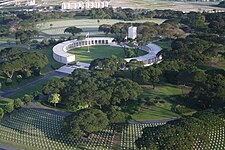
0, 109, 224, 150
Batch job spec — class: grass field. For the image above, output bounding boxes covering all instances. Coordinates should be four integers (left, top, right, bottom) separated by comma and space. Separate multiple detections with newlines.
154, 39, 172, 50
0, 75, 45, 91
9, 76, 60, 99
68, 45, 147, 63
38, 18, 166, 36
132, 84, 184, 120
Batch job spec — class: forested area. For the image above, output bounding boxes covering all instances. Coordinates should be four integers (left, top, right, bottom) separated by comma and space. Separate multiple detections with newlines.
52, 11, 225, 141
0, 48, 48, 84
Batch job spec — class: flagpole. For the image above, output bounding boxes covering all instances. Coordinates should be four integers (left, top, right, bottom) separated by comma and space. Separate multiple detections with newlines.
87, 32, 90, 52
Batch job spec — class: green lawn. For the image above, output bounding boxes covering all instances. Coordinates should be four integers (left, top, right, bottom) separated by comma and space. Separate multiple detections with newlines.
9, 76, 60, 99
68, 45, 147, 63
154, 39, 172, 50
132, 83, 183, 120
0, 75, 44, 91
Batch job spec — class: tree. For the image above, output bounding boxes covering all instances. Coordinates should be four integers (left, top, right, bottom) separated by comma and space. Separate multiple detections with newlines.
110, 78, 142, 105
89, 57, 126, 75
98, 24, 111, 35
40, 39, 50, 48
94, 90, 111, 109
15, 29, 39, 47
126, 49, 135, 57
108, 107, 128, 124
5, 103, 14, 118
136, 111, 224, 150
111, 22, 126, 35
48, 93, 61, 107
189, 73, 225, 109
33, 91, 40, 101
0, 49, 48, 79
140, 66, 162, 89
126, 59, 144, 81
1, 60, 21, 79
0, 108, 4, 124
64, 26, 83, 36
63, 109, 109, 138
14, 98, 22, 111
23, 95, 31, 106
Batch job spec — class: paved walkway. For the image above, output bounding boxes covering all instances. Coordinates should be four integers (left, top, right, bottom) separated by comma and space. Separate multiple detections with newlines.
23, 101, 70, 117
1, 71, 69, 98
56, 62, 90, 74
0, 144, 23, 150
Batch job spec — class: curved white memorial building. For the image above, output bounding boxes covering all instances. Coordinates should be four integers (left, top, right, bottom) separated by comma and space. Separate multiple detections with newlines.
53, 37, 114, 64
52, 37, 162, 66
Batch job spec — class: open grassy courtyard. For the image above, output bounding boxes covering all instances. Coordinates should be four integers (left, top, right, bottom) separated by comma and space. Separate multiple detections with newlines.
68, 45, 147, 63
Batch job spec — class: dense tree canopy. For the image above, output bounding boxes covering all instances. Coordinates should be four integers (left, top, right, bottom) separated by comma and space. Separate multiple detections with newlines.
0, 48, 48, 79
63, 109, 109, 138
59, 69, 142, 110
15, 29, 38, 45
136, 110, 225, 150
189, 71, 225, 109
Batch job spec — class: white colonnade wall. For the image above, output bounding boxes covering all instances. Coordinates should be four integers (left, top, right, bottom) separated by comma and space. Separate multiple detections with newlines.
52, 37, 162, 66
53, 37, 114, 64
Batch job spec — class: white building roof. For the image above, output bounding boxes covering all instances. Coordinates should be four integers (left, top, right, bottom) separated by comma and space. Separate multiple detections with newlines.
53, 39, 78, 58
124, 43, 162, 62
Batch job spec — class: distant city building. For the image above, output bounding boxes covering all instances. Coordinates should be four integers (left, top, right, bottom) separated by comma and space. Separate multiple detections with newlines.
61, 0, 109, 10
26, 0, 35, 6
128, 26, 137, 39
15, 0, 23, 5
